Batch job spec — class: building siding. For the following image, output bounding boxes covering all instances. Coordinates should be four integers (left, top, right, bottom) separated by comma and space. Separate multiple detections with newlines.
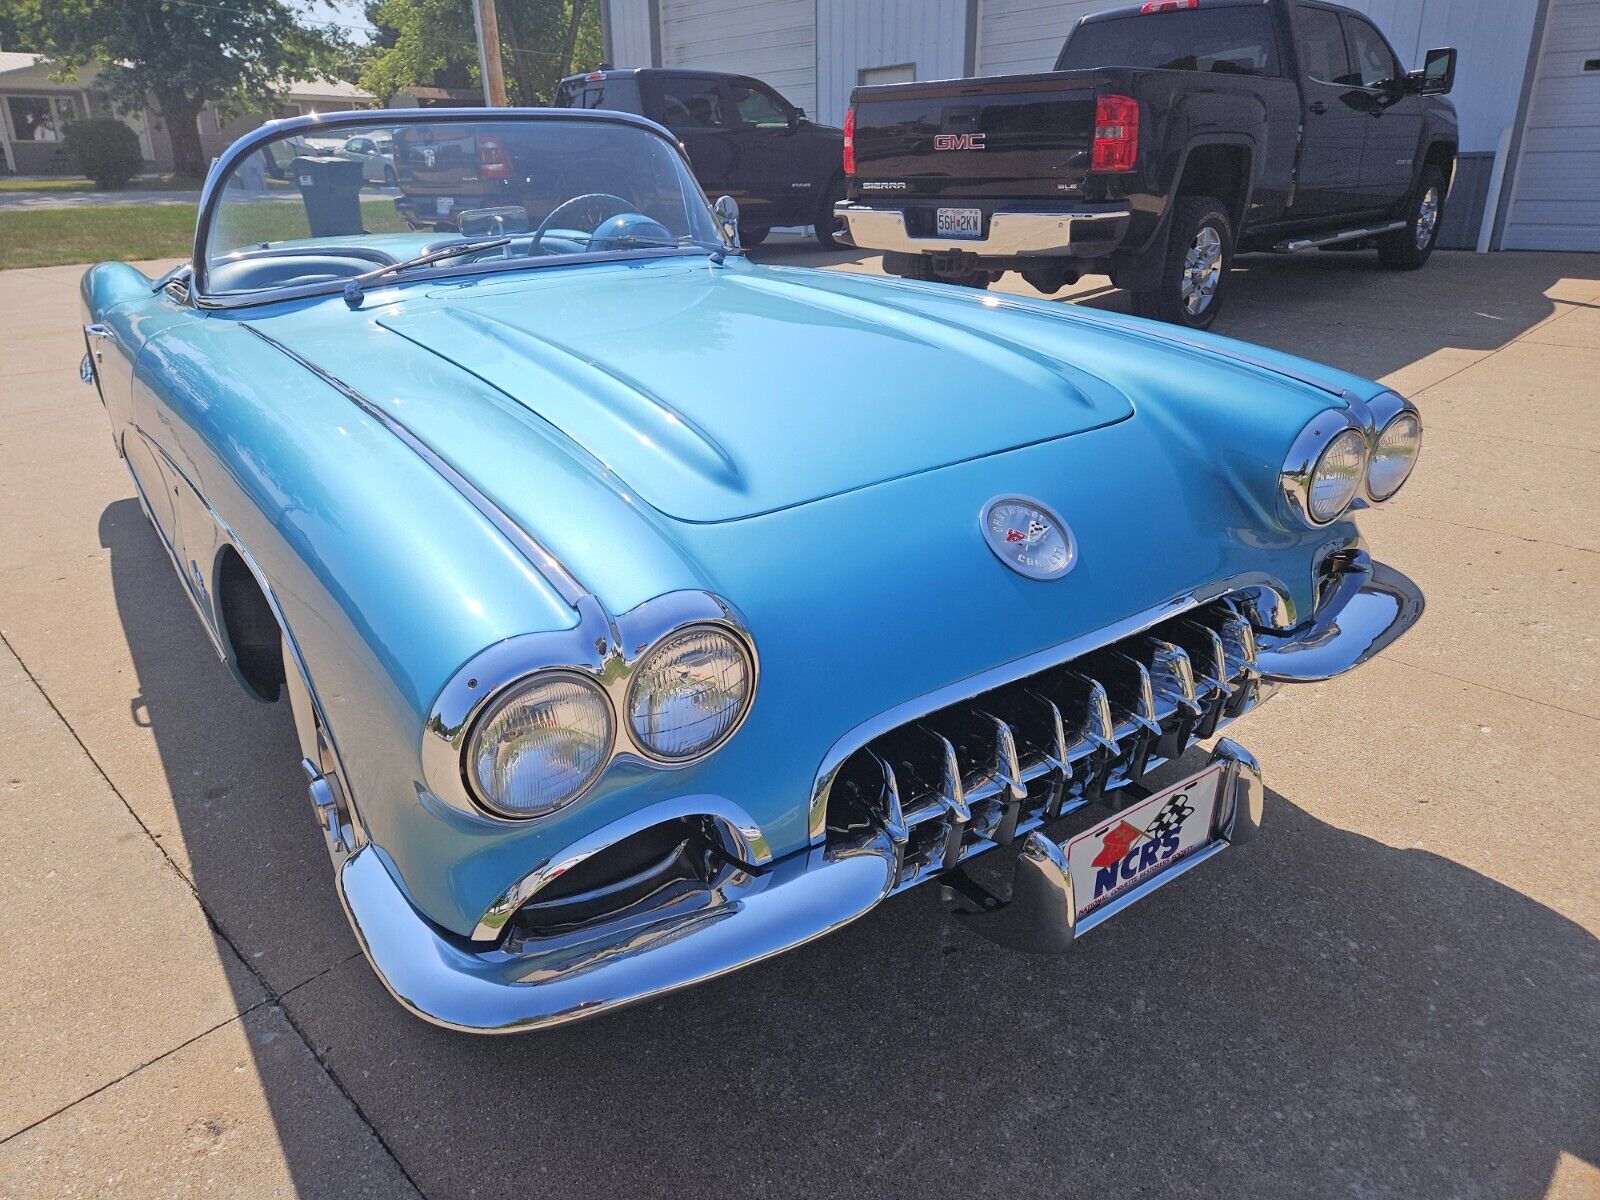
605, 0, 660, 67
815, 0, 971, 124
660, 0, 818, 115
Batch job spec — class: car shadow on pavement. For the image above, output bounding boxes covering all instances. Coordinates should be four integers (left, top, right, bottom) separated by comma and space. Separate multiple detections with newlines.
101, 495, 1600, 1200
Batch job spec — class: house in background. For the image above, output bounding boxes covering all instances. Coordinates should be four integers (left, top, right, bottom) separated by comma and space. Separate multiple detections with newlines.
0, 47, 380, 176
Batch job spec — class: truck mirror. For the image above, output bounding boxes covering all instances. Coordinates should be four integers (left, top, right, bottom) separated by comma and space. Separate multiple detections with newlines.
1417, 47, 1457, 95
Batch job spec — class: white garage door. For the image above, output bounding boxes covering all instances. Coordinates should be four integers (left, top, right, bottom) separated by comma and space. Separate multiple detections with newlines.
660, 0, 818, 117
1502, 0, 1600, 250
977, 0, 1116, 77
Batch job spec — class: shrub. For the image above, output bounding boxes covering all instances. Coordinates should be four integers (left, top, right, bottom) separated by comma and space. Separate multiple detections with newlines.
65, 118, 144, 190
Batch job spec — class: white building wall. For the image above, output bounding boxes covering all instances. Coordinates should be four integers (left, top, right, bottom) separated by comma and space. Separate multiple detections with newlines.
605, 0, 658, 67
815, 0, 972, 125
974, 0, 1539, 152
660, 0, 819, 115
1502, 0, 1600, 250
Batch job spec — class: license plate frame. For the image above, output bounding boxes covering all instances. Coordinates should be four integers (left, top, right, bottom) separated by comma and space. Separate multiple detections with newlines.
935, 207, 983, 239
1064, 761, 1226, 925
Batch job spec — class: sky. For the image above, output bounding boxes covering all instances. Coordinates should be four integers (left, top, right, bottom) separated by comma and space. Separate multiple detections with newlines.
301, 0, 376, 42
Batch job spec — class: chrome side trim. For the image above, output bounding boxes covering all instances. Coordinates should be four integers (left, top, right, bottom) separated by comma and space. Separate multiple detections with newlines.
835, 203, 1128, 257
240, 323, 589, 607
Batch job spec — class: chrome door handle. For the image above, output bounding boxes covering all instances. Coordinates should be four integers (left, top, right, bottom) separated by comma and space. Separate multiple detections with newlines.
1308, 100, 1328, 114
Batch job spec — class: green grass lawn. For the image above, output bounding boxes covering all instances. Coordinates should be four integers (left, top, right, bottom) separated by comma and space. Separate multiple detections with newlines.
0, 199, 409, 269
0, 175, 200, 193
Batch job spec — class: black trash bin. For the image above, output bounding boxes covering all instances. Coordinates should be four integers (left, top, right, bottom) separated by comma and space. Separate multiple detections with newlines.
290, 155, 365, 238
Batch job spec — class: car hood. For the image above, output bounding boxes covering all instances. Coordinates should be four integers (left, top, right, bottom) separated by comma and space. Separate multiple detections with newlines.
257, 258, 1134, 524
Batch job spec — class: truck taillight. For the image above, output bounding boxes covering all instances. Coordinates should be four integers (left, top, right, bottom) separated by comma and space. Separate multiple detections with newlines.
1091, 94, 1139, 172
843, 106, 856, 176
476, 134, 510, 180
1140, 0, 1198, 11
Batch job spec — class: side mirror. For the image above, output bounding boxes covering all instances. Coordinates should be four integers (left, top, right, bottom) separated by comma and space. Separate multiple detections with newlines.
1414, 47, 1457, 95
713, 194, 740, 244
787, 108, 804, 133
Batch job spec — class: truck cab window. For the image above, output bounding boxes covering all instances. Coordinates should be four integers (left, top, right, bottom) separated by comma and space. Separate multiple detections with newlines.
1291, 6, 1351, 84
1341, 15, 1402, 89
658, 79, 727, 130
731, 82, 791, 130
1055, 9, 1279, 76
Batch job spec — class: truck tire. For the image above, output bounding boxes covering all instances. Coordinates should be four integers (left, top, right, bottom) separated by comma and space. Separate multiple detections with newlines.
1377, 165, 1445, 270
815, 175, 846, 249
1132, 195, 1232, 330
740, 226, 770, 247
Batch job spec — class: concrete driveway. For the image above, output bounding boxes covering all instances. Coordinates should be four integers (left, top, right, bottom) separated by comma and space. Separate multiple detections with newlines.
1, 245, 1597, 1199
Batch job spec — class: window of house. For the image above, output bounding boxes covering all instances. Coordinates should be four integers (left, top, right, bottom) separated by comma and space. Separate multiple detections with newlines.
858, 64, 916, 86
6, 95, 79, 142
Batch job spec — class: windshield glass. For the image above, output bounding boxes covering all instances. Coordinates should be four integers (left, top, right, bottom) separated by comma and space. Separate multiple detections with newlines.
1056, 9, 1280, 76
201, 114, 724, 297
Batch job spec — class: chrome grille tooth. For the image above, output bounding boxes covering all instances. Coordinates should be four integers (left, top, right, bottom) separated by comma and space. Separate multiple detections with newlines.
1027, 691, 1074, 819
977, 712, 1026, 844
1219, 612, 1259, 679
922, 729, 971, 869
1112, 653, 1162, 735
1144, 638, 1202, 715
863, 749, 908, 846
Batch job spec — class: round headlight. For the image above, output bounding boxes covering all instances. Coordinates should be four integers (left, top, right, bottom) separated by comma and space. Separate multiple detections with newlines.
1307, 427, 1367, 523
466, 672, 612, 818
1366, 411, 1421, 501
626, 625, 754, 761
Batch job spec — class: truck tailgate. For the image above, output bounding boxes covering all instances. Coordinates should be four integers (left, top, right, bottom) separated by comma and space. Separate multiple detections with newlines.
851, 71, 1102, 201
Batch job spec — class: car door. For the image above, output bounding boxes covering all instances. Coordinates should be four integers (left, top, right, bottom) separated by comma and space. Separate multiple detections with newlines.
646, 74, 739, 204
1340, 11, 1425, 210
725, 77, 810, 227
1288, 3, 1369, 217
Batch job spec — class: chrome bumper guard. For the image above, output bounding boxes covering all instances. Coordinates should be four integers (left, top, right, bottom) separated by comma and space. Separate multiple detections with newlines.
834, 202, 1129, 257
340, 559, 1421, 1034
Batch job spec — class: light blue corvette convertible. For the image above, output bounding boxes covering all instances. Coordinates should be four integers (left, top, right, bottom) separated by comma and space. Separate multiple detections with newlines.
80, 110, 1423, 1033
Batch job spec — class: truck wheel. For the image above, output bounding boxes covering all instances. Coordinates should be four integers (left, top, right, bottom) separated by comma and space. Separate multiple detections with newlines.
814, 175, 846, 249
1377, 166, 1445, 270
741, 227, 769, 247
1133, 195, 1232, 330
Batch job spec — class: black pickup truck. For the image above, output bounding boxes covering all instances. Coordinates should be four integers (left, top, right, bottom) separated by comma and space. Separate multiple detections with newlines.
835, 0, 1459, 327
556, 67, 846, 248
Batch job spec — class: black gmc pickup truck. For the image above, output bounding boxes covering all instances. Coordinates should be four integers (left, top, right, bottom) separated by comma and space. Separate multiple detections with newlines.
835, 0, 1459, 328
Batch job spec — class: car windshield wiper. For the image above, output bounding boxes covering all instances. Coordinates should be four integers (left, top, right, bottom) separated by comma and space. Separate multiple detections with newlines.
342, 236, 511, 308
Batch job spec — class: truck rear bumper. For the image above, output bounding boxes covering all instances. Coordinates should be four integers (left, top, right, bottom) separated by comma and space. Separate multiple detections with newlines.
834, 202, 1129, 258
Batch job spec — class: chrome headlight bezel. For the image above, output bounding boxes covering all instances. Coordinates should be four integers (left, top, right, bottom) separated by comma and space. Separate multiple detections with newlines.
421, 592, 759, 825
1364, 408, 1423, 502
624, 622, 758, 764
1280, 410, 1368, 527
462, 669, 615, 819
1281, 391, 1422, 528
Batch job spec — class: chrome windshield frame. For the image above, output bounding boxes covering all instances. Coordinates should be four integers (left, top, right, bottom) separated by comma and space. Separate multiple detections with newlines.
191, 106, 729, 306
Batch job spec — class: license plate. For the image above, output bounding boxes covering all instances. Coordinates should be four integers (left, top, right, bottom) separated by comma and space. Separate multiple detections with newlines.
436, 197, 453, 216
936, 207, 983, 238
1065, 762, 1225, 923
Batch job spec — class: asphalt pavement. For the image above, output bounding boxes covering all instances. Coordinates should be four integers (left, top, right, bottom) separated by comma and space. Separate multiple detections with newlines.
0, 242, 1596, 1199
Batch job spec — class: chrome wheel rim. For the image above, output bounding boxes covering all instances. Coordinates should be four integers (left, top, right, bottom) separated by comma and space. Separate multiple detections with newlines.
1415, 186, 1440, 249
1181, 226, 1223, 316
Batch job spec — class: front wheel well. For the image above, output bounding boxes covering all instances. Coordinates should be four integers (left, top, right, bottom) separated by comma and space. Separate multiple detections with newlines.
1175, 143, 1252, 234
217, 546, 285, 702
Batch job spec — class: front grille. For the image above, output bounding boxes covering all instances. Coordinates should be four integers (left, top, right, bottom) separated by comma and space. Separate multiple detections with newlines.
823, 598, 1262, 892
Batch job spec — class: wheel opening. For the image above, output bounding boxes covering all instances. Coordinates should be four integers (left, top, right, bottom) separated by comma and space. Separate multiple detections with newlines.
217, 548, 285, 702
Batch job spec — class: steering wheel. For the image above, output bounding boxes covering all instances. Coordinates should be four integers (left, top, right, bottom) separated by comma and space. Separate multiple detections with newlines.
530, 193, 638, 251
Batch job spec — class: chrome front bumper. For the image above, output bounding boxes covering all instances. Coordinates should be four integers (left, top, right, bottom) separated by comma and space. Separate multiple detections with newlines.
834, 202, 1129, 257
340, 558, 1422, 1034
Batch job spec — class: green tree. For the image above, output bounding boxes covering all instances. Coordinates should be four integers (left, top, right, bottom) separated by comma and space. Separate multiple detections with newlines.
8, 0, 338, 179
357, 0, 600, 106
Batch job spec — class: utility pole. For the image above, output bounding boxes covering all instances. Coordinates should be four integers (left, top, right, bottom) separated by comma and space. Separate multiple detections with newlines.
472, 0, 508, 107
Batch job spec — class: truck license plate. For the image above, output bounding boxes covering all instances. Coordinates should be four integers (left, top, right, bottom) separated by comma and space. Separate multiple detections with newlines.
936, 207, 983, 239
1065, 762, 1225, 923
